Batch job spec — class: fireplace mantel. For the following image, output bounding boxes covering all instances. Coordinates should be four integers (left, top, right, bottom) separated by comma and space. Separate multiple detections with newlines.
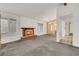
21, 27, 35, 39
21, 27, 35, 29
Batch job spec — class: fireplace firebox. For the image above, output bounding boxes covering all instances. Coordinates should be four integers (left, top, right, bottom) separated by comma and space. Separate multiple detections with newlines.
21, 28, 35, 39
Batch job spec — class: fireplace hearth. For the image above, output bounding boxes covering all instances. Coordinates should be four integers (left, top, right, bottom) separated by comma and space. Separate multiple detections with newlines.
21, 27, 35, 39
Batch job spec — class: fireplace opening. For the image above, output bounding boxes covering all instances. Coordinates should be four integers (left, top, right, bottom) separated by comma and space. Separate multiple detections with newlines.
21, 28, 35, 39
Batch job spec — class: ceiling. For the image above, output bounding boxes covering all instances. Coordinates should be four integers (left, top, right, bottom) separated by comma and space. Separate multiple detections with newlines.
0, 3, 57, 21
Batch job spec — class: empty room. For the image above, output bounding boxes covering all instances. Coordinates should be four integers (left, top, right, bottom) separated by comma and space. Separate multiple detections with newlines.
0, 3, 79, 56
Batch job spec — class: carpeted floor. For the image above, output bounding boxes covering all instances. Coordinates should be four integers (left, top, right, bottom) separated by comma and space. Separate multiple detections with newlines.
0, 35, 79, 56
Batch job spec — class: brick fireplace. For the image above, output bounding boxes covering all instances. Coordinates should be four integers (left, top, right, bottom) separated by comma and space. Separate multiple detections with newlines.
21, 28, 35, 39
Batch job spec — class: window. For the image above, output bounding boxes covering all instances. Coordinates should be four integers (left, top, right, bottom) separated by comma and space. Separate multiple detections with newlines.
1, 18, 16, 36
1, 19, 8, 34
9, 19, 16, 35
37, 23, 43, 33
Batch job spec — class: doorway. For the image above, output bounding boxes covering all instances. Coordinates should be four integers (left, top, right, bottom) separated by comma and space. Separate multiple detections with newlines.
47, 20, 56, 37
60, 20, 73, 45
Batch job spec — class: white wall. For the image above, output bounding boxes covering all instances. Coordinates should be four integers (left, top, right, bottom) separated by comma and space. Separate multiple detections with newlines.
57, 4, 72, 17
56, 4, 73, 42
20, 17, 47, 36
1, 11, 47, 44
57, 4, 79, 47
72, 4, 79, 47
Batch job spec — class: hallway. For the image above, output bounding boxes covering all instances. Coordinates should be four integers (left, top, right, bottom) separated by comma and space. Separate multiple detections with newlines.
0, 35, 79, 56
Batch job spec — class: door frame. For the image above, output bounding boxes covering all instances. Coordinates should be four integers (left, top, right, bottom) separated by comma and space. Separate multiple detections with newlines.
0, 14, 1, 48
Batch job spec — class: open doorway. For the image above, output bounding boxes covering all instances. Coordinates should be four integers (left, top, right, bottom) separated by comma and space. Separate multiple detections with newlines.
47, 20, 56, 37
60, 20, 73, 45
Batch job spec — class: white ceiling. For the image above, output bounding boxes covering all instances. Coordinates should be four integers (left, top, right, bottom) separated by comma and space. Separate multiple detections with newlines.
0, 3, 57, 21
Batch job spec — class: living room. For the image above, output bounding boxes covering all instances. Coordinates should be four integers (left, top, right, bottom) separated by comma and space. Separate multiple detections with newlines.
0, 3, 79, 56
